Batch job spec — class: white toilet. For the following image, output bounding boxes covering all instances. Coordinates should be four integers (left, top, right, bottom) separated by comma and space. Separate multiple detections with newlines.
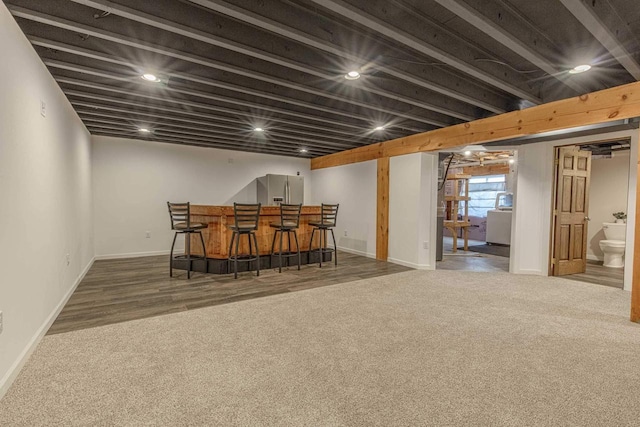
599, 222, 626, 268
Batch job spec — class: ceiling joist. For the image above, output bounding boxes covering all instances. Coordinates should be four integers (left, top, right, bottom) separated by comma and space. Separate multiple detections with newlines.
559, 0, 640, 80
433, 0, 588, 94
309, 0, 542, 103
5, 0, 638, 158
9, 6, 445, 130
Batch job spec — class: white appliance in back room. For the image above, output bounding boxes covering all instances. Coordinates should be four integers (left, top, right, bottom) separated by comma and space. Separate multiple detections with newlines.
486, 192, 513, 245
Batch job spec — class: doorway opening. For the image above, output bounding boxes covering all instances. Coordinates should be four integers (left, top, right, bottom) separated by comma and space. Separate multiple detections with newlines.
435, 148, 517, 273
550, 140, 630, 289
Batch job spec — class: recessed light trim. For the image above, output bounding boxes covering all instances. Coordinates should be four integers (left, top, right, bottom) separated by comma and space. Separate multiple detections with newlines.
139, 127, 151, 133
141, 73, 161, 82
299, 148, 308, 153
374, 126, 385, 131
458, 144, 488, 153
254, 127, 264, 132
344, 70, 361, 80
569, 64, 591, 74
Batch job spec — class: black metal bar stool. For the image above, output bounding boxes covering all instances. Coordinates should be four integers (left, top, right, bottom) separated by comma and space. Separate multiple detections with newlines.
308, 203, 339, 267
228, 203, 261, 279
269, 203, 302, 273
167, 202, 208, 279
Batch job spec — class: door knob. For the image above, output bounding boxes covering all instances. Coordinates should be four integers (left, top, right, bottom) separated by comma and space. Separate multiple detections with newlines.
585, 216, 591, 221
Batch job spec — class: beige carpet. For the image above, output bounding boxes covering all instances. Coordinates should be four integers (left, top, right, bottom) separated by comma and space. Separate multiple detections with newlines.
2, 270, 640, 426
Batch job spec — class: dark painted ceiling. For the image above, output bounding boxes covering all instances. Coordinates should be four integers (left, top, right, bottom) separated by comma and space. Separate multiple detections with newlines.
5, 0, 640, 158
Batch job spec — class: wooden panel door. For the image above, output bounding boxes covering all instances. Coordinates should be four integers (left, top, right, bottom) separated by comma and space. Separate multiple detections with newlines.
552, 146, 592, 276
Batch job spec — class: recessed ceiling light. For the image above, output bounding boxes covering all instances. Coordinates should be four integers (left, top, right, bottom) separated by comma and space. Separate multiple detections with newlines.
344, 70, 361, 80
254, 127, 264, 132
299, 148, 308, 153
374, 126, 385, 131
139, 127, 151, 133
141, 73, 161, 82
569, 64, 591, 74
458, 144, 488, 154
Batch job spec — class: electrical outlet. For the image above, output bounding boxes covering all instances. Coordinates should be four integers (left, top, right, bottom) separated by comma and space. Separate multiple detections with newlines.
66, 253, 70, 266
0, 311, 3, 335
344, 230, 348, 237
40, 100, 46, 117
423, 241, 429, 250
145, 230, 151, 238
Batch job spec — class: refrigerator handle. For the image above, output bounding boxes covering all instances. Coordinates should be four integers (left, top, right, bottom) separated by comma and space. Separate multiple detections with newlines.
285, 179, 290, 203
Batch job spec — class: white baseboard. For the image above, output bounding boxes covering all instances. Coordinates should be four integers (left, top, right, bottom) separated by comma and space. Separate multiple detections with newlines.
512, 269, 545, 275
335, 245, 376, 259
0, 256, 95, 400
387, 257, 434, 270
95, 250, 171, 260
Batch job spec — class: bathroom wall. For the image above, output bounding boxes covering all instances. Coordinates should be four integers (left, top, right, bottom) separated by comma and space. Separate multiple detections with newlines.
587, 151, 631, 261
506, 128, 638, 292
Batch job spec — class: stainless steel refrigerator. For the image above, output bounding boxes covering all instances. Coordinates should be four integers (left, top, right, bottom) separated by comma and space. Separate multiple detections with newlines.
257, 174, 304, 205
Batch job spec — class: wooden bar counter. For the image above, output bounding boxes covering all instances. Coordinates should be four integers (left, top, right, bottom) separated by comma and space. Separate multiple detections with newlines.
187, 205, 323, 259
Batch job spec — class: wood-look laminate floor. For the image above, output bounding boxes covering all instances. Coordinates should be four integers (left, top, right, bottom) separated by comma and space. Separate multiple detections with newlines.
437, 253, 511, 273
48, 251, 411, 335
563, 260, 624, 289
439, 237, 511, 273
438, 243, 624, 289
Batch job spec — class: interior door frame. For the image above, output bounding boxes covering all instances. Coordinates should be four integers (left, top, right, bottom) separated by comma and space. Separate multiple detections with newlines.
548, 138, 632, 276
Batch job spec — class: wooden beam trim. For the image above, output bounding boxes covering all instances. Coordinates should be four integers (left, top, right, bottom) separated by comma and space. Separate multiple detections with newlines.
376, 157, 390, 261
462, 164, 511, 176
311, 81, 640, 170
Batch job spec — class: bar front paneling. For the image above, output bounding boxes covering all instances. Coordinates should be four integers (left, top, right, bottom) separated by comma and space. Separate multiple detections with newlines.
188, 205, 323, 259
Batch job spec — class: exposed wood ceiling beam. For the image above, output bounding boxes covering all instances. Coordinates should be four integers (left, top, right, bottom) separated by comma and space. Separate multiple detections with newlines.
8, 6, 448, 129
46, 59, 415, 133
9, 0, 637, 160
46, 61, 437, 131
309, 0, 541, 104
188, 0, 503, 115
78, 111, 350, 154
73, 107, 377, 146
559, 0, 640, 80
65, 0, 470, 123
88, 128, 313, 157
67, 93, 364, 147
432, 0, 587, 94
78, 115, 345, 153
78, 113, 350, 154
80, 117, 334, 155
311, 81, 640, 169
84, 121, 334, 154
30, 37, 422, 133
